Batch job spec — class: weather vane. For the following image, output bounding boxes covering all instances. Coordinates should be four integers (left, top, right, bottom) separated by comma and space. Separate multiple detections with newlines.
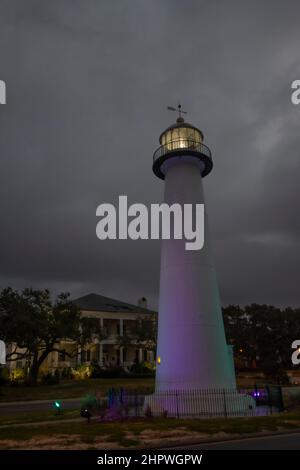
167, 103, 187, 118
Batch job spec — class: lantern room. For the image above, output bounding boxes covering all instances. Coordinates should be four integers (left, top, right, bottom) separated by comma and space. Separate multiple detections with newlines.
153, 116, 213, 180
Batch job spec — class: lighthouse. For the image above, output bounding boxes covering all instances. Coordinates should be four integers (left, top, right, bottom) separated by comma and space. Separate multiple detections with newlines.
152, 105, 236, 392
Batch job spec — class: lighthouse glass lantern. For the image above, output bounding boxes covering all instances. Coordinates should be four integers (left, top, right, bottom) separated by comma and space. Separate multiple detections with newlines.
160, 116, 203, 151
153, 116, 213, 180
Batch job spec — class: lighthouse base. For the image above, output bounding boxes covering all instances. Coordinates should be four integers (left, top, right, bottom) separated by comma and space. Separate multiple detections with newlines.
144, 389, 255, 418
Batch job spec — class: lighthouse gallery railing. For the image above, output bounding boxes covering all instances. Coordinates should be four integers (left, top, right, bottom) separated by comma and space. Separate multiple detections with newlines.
153, 139, 212, 163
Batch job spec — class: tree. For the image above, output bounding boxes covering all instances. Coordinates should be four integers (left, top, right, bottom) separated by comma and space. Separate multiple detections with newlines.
0, 288, 97, 385
223, 303, 300, 374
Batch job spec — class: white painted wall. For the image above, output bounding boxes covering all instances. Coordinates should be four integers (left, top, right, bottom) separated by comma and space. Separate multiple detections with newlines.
155, 158, 236, 391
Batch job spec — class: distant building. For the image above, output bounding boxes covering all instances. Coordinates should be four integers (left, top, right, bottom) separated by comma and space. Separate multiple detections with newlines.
6, 293, 157, 373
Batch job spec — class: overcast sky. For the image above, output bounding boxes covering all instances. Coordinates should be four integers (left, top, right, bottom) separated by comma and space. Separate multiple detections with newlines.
0, 0, 299, 309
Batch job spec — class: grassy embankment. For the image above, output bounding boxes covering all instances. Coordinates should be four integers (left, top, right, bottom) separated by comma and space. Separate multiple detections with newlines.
1, 413, 300, 449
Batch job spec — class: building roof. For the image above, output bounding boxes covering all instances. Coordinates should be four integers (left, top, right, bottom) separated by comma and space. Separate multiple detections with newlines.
72, 293, 156, 315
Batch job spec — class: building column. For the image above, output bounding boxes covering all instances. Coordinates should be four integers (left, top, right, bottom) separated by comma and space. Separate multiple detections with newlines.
119, 347, 124, 366
139, 348, 143, 364
119, 319, 123, 336
149, 351, 154, 363
99, 343, 103, 367
77, 345, 81, 366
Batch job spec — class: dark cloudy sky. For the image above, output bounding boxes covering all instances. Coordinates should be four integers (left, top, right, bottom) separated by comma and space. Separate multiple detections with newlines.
0, 0, 299, 309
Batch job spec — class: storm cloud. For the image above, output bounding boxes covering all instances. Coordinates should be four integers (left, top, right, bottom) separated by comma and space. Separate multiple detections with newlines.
0, 0, 299, 308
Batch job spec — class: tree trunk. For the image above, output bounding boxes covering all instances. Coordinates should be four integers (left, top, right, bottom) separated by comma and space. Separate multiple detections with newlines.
28, 349, 50, 385
28, 352, 39, 386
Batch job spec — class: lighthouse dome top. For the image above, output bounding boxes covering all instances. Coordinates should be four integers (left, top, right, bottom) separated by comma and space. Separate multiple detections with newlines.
153, 114, 213, 180
159, 116, 204, 145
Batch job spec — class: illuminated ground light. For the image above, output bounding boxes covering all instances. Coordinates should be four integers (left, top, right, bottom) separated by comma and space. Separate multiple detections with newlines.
53, 400, 62, 414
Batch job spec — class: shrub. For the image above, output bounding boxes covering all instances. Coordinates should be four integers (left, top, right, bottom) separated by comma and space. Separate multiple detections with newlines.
130, 362, 155, 376
81, 393, 99, 411
80, 393, 108, 419
61, 367, 72, 379
90, 362, 102, 378
91, 365, 127, 379
100, 366, 127, 378
9, 368, 26, 385
72, 364, 92, 380
40, 371, 60, 385
104, 402, 127, 421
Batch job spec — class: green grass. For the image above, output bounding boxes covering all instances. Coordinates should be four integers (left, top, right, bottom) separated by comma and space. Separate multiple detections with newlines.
1, 413, 300, 449
0, 378, 155, 402
0, 373, 269, 403
0, 409, 79, 426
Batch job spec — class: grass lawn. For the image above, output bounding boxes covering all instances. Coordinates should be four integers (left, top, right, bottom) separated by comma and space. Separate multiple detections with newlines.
0, 408, 79, 426
0, 377, 155, 402
0, 374, 263, 403
1, 413, 300, 449
0, 371, 275, 404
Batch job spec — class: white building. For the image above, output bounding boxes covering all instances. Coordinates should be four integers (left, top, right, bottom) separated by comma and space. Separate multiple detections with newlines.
6, 293, 156, 373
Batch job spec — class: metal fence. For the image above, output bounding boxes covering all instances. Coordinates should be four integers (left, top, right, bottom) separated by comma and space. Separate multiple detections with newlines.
153, 139, 212, 163
239, 384, 284, 413
107, 385, 284, 419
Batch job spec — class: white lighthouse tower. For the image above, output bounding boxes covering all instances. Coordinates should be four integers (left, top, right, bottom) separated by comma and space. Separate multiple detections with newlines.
153, 106, 235, 393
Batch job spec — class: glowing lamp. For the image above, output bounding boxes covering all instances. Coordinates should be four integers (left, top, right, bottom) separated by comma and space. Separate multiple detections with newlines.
53, 400, 62, 414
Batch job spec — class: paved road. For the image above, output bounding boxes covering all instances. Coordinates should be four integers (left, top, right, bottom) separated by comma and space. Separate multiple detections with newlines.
177, 432, 300, 450
0, 398, 81, 415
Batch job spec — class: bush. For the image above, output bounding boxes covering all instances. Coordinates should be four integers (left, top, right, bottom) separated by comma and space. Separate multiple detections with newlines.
91, 365, 128, 379
61, 367, 72, 379
9, 368, 26, 385
40, 371, 60, 385
81, 393, 99, 411
72, 364, 92, 380
80, 393, 108, 419
130, 362, 155, 376
90, 362, 103, 378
